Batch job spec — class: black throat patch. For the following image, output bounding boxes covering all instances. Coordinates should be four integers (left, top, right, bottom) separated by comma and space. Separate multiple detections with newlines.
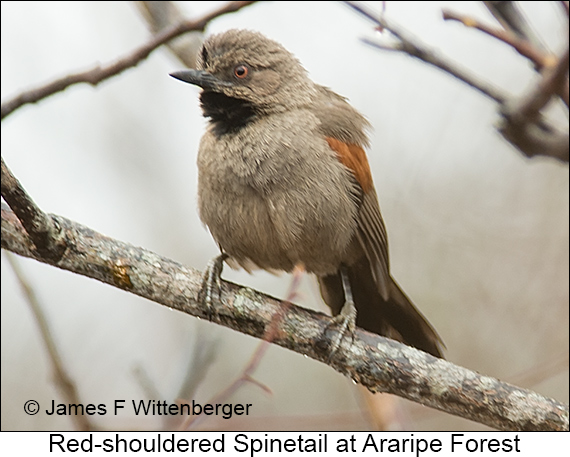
200, 91, 257, 136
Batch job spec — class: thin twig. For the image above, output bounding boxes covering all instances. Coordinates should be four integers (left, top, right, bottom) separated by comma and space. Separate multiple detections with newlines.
443, 7, 569, 107
345, 1, 508, 104
4, 251, 93, 431
509, 352, 569, 388
347, 1, 569, 162
0, 1, 256, 120
518, 45, 570, 114
2, 203, 568, 431
442, 8, 551, 70
499, 45, 570, 162
483, 1, 546, 50
135, 1, 203, 69
176, 331, 220, 402
179, 266, 305, 430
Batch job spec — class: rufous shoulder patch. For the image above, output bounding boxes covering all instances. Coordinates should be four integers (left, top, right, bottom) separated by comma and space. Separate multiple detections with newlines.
326, 137, 373, 192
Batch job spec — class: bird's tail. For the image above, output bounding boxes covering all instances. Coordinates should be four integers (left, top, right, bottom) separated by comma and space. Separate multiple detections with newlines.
318, 258, 444, 358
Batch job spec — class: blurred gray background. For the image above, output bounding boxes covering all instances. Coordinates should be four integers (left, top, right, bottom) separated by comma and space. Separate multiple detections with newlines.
1, 1, 568, 430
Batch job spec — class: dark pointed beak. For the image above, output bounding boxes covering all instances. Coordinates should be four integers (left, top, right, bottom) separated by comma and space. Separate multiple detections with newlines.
170, 70, 231, 91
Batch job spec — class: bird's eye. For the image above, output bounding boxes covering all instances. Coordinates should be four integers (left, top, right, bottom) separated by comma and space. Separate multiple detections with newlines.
234, 64, 249, 79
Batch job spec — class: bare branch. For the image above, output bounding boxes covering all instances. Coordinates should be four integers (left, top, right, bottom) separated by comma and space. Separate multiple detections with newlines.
345, 1, 508, 104
135, 1, 203, 69
483, 1, 546, 50
179, 266, 304, 430
4, 252, 93, 431
499, 45, 570, 162
2, 202, 568, 431
346, 1, 569, 163
509, 352, 569, 389
175, 332, 220, 403
517, 46, 570, 114
0, 1, 256, 120
1, 158, 66, 262
443, 8, 569, 107
442, 8, 550, 70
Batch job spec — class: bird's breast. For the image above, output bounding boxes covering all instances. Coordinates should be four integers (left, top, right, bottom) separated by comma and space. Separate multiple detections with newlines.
196, 112, 360, 275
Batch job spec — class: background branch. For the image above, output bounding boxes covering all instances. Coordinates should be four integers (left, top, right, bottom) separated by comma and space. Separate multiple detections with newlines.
442, 8, 550, 70
346, 1, 507, 103
443, 8, 569, 107
0, 1, 256, 120
483, 1, 547, 51
346, 1, 569, 163
3, 252, 93, 431
1, 197, 568, 431
134, 1, 203, 69
179, 267, 303, 431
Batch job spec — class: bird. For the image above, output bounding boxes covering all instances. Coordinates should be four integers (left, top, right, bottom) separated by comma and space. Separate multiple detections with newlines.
171, 29, 443, 358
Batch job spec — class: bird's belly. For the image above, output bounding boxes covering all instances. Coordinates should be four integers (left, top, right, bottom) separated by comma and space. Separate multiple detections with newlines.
196, 115, 361, 275
198, 179, 357, 276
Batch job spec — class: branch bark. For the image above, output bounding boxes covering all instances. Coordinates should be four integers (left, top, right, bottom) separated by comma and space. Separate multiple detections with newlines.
2, 201, 568, 431
1, 158, 66, 262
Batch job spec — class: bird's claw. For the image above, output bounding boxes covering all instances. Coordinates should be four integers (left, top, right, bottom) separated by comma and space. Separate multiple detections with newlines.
198, 253, 228, 321
325, 298, 357, 362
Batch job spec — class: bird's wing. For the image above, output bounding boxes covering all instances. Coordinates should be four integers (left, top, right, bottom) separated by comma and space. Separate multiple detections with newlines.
313, 86, 391, 300
324, 137, 391, 301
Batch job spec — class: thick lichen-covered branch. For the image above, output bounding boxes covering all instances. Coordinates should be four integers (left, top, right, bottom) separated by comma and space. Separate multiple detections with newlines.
2, 202, 568, 431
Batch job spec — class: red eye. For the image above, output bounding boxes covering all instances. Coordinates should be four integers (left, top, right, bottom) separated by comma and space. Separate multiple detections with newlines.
234, 64, 249, 79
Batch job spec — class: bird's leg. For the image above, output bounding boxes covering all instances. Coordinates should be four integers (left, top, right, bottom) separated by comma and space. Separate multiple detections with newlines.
326, 265, 357, 360
198, 252, 228, 321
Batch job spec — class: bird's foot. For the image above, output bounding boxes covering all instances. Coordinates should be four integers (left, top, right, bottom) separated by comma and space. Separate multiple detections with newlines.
325, 298, 357, 362
325, 266, 358, 362
198, 253, 228, 321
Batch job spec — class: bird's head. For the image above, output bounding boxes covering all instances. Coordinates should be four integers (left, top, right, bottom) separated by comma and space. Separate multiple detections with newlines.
171, 29, 316, 134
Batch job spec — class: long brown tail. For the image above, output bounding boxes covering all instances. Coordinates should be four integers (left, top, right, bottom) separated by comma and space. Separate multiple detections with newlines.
318, 257, 444, 358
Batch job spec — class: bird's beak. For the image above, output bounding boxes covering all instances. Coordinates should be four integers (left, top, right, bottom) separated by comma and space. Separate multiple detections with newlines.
170, 70, 231, 91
